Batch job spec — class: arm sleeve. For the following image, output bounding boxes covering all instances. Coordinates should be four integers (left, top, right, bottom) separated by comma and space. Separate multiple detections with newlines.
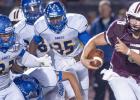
58, 71, 63, 81
78, 31, 91, 45
33, 35, 43, 44
20, 51, 41, 68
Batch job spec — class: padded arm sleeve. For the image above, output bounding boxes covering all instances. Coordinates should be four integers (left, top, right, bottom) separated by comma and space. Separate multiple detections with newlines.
21, 51, 41, 68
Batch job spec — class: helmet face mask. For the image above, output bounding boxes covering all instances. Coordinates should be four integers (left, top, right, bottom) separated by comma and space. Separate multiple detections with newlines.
14, 75, 43, 100
26, 90, 39, 99
47, 16, 65, 28
0, 32, 15, 48
22, 0, 43, 25
0, 15, 15, 50
128, 15, 140, 32
127, 2, 140, 35
45, 1, 67, 33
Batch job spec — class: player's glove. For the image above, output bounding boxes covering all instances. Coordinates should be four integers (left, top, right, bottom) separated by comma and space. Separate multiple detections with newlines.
37, 54, 52, 67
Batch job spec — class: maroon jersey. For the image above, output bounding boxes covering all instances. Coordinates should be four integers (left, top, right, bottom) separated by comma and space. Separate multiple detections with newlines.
105, 19, 140, 82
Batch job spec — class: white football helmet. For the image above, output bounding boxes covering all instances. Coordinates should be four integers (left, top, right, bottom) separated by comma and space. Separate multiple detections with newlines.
126, 2, 140, 18
126, 2, 140, 33
9, 7, 25, 24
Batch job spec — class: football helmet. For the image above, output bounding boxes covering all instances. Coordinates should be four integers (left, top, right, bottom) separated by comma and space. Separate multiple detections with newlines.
0, 15, 15, 50
44, 1, 67, 33
21, 0, 44, 25
14, 74, 43, 100
126, 2, 140, 33
9, 7, 25, 25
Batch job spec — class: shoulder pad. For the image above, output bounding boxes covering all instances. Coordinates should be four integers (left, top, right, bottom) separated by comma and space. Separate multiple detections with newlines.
34, 16, 48, 35
14, 20, 26, 34
66, 13, 88, 33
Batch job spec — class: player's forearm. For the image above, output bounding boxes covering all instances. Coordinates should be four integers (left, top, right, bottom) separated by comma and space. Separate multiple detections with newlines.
21, 52, 40, 67
128, 50, 140, 65
81, 37, 96, 59
29, 39, 38, 56
11, 62, 25, 74
81, 32, 107, 59
62, 72, 82, 100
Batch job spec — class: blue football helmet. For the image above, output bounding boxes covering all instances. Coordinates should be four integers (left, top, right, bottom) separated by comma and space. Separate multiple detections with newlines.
45, 1, 67, 33
14, 75, 43, 100
0, 15, 15, 50
21, 0, 44, 25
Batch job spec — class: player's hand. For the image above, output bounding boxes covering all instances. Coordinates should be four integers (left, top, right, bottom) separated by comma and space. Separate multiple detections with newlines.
37, 54, 52, 67
81, 58, 99, 70
115, 37, 129, 55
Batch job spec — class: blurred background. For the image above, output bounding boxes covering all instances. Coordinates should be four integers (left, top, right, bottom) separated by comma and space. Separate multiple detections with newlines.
0, 0, 138, 100
0, 0, 137, 18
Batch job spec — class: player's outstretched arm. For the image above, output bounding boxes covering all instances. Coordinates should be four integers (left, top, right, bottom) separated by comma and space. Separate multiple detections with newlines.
62, 71, 82, 100
81, 32, 107, 69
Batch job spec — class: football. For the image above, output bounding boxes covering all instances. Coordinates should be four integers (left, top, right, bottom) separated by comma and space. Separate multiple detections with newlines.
87, 49, 104, 68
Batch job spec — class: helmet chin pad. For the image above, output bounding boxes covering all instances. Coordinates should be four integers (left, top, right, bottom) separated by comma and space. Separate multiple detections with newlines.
131, 27, 140, 33
130, 24, 140, 34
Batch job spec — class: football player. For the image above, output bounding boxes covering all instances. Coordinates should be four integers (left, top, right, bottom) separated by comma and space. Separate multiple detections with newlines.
81, 2, 140, 100
0, 15, 52, 100
14, 0, 49, 57
13, 1, 82, 99
29, 1, 91, 99
0, 14, 82, 100
11, 0, 49, 77
10, 0, 49, 80
14, 71, 82, 100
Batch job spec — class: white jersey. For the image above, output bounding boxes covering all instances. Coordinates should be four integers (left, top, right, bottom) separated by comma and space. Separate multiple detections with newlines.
14, 19, 49, 57
34, 13, 89, 99
0, 38, 25, 90
14, 19, 35, 44
34, 13, 88, 57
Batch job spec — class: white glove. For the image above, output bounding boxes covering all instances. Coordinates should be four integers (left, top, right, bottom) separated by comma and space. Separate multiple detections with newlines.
37, 54, 52, 67
100, 69, 119, 81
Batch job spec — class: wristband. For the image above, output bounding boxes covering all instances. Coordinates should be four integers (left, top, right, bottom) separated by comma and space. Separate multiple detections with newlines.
126, 48, 131, 55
